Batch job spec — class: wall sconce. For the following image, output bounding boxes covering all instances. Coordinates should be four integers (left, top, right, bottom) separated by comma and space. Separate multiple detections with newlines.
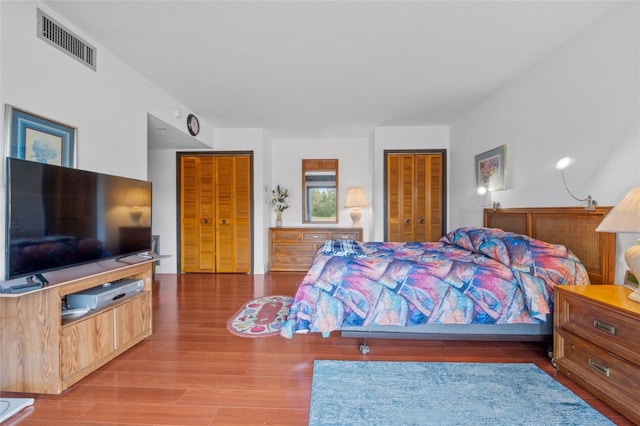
125, 187, 151, 225
596, 187, 640, 302
345, 187, 368, 228
476, 187, 500, 211
555, 157, 597, 211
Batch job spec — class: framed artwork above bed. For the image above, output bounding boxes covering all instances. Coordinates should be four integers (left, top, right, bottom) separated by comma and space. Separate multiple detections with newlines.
475, 145, 506, 192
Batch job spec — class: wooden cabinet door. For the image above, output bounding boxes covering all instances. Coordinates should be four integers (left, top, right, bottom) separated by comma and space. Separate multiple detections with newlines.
386, 152, 444, 242
115, 292, 152, 349
61, 310, 114, 381
180, 154, 251, 273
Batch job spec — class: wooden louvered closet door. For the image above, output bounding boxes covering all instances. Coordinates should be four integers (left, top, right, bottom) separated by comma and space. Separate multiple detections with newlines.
386, 152, 445, 242
180, 154, 251, 273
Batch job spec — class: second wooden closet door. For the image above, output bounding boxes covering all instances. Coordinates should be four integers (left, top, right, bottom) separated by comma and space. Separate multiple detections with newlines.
386, 152, 444, 242
180, 154, 251, 273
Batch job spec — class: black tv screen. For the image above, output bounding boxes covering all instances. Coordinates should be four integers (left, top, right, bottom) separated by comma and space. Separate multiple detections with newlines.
5, 158, 152, 280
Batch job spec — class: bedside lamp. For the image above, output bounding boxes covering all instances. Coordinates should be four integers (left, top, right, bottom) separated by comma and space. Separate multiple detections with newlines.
345, 187, 368, 228
596, 187, 640, 302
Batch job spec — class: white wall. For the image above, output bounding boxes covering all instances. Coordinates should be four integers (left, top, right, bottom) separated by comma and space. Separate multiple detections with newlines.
271, 137, 373, 239
0, 1, 212, 278
449, 1, 639, 282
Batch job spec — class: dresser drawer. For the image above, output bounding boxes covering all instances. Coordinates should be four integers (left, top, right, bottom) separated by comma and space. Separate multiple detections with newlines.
301, 231, 330, 243
558, 293, 640, 365
330, 231, 361, 241
272, 243, 316, 256
556, 329, 640, 424
271, 254, 315, 268
271, 230, 301, 243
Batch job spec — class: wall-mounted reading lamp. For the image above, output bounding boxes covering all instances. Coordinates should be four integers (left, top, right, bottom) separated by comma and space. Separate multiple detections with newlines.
555, 157, 597, 211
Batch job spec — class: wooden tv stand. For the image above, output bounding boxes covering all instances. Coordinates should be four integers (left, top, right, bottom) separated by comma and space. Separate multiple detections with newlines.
0, 257, 157, 394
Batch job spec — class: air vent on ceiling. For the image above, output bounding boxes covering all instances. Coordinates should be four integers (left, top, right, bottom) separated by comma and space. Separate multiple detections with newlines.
37, 9, 97, 71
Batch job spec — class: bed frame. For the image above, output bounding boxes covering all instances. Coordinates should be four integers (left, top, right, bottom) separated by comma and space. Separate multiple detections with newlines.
341, 206, 616, 347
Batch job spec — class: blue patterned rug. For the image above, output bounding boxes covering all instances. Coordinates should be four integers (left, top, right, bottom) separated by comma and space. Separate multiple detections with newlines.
309, 361, 613, 426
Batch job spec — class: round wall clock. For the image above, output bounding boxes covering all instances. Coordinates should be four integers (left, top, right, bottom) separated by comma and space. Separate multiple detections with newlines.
187, 114, 200, 136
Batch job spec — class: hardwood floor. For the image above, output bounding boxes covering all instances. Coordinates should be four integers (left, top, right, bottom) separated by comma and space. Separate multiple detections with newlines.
1, 272, 633, 425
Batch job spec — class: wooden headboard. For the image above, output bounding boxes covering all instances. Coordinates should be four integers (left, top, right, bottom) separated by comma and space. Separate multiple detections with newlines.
483, 207, 616, 284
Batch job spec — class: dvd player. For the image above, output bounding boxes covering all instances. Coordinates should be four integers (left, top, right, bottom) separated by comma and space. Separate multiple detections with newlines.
66, 278, 144, 310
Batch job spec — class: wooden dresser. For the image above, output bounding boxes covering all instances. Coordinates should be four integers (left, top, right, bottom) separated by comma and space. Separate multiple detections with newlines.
269, 227, 363, 271
554, 285, 640, 424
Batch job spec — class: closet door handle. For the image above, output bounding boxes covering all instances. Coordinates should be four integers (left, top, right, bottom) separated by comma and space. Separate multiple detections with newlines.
202, 218, 209, 224
405, 219, 411, 224
419, 219, 425, 224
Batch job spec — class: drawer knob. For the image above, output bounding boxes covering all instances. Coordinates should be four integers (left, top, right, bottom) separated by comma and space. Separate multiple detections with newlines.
593, 319, 616, 336
588, 358, 611, 377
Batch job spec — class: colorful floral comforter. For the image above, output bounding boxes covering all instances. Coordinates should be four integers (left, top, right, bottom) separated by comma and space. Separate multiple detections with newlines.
280, 227, 589, 338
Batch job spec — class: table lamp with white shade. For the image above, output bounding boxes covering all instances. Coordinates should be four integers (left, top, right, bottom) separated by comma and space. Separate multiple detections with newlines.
345, 187, 368, 227
595, 187, 640, 302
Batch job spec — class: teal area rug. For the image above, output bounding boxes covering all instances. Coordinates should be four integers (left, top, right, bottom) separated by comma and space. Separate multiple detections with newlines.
309, 361, 613, 426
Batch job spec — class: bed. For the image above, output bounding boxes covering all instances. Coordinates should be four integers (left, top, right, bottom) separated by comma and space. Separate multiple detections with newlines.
280, 207, 615, 349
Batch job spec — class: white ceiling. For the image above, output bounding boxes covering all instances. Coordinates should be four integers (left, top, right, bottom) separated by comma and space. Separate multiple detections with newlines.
44, 0, 618, 142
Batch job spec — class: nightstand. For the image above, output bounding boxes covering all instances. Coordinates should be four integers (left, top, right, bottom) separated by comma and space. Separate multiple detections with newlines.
554, 285, 640, 425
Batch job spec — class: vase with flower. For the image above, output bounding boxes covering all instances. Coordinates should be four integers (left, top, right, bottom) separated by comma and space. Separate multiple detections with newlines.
271, 184, 290, 227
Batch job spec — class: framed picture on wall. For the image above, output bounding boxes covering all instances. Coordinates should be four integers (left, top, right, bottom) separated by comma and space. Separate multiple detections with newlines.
475, 145, 506, 192
5, 105, 77, 167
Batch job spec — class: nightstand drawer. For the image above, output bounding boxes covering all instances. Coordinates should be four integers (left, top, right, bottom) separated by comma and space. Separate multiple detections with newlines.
556, 329, 640, 424
559, 293, 640, 365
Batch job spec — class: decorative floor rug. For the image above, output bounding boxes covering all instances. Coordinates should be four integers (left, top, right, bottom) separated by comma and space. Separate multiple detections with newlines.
226, 295, 293, 337
309, 361, 614, 426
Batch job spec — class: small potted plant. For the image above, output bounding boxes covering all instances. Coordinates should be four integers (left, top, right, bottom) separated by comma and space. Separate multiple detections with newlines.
271, 184, 290, 227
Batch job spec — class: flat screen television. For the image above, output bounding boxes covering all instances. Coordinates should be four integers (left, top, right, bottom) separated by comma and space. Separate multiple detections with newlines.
5, 157, 152, 280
